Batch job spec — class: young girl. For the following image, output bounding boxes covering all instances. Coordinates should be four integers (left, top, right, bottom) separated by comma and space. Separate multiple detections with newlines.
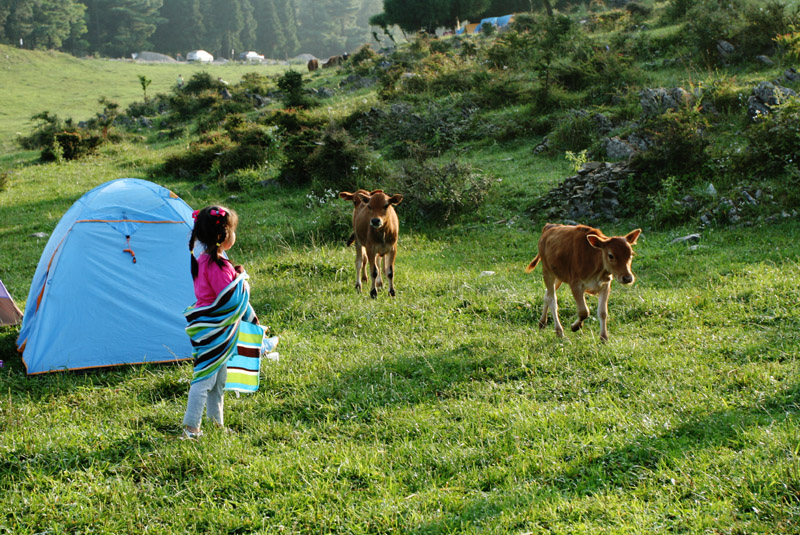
182, 205, 273, 439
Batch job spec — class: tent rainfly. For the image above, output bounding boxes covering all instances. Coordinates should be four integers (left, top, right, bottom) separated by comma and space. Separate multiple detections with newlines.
17, 178, 197, 374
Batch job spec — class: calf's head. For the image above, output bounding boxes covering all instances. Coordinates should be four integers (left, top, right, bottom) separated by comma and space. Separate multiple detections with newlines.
587, 229, 641, 285
356, 190, 403, 229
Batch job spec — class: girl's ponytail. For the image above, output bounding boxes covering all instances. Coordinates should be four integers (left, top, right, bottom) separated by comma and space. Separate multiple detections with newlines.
189, 229, 199, 280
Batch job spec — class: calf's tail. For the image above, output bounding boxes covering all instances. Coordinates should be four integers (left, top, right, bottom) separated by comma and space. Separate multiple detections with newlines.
525, 254, 541, 273
346, 233, 356, 247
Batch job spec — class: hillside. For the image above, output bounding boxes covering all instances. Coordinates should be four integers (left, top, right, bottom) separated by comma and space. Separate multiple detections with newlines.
0, 44, 291, 151
1, 2, 800, 533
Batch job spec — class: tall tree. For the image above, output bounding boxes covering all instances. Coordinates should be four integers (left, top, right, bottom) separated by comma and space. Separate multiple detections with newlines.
380, 0, 489, 34
0, 0, 86, 50
151, 0, 205, 57
296, 0, 362, 57
81, 0, 164, 57
202, 0, 254, 58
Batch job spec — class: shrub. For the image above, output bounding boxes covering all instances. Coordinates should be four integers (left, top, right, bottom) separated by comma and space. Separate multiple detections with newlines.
620, 109, 710, 217
17, 111, 103, 161
277, 70, 311, 109
162, 130, 235, 178
775, 24, 800, 61
222, 168, 269, 191
388, 159, 494, 224
238, 72, 273, 95
182, 72, 222, 95
548, 111, 599, 153
279, 128, 322, 186
736, 96, 800, 176
215, 125, 281, 175
351, 43, 380, 66
306, 127, 384, 193
41, 131, 102, 161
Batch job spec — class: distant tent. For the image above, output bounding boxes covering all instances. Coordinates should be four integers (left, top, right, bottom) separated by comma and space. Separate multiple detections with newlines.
473, 14, 515, 33
0, 279, 22, 326
17, 178, 196, 375
474, 17, 499, 32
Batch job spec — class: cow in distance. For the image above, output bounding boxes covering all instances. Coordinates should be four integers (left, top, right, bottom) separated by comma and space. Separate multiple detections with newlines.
307, 58, 319, 71
339, 189, 403, 298
526, 223, 641, 341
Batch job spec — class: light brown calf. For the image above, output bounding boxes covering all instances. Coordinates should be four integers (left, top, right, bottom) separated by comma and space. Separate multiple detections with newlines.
307, 58, 319, 71
339, 189, 403, 298
526, 223, 641, 340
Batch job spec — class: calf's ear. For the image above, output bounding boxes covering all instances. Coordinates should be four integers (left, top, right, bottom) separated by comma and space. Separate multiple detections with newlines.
339, 191, 354, 200
587, 234, 609, 248
357, 192, 371, 204
625, 229, 642, 245
389, 194, 403, 205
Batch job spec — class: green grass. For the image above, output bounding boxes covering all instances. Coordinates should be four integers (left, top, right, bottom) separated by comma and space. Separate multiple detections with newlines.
0, 44, 290, 152
1, 142, 799, 533
2, 14, 800, 532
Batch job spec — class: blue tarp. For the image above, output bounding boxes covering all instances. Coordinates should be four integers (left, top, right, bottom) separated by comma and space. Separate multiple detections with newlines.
18, 178, 196, 374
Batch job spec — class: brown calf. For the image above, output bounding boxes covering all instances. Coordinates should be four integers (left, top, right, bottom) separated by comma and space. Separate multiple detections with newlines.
307, 58, 319, 71
339, 189, 403, 298
526, 223, 641, 340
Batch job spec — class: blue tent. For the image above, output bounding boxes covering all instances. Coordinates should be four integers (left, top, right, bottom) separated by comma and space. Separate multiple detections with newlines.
18, 178, 196, 375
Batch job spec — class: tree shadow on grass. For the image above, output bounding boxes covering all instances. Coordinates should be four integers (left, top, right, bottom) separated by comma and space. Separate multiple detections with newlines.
400, 384, 800, 533
256, 341, 498, 426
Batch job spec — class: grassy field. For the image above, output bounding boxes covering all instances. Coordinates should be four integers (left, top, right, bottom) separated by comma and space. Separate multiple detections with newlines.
2, 21, 800, 535
0, 44, 291, 152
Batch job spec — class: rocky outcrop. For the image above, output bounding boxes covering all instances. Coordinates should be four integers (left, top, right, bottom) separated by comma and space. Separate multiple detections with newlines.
747, 81, 797, 120
639, 87, 695, 116
538, 162, 632, 223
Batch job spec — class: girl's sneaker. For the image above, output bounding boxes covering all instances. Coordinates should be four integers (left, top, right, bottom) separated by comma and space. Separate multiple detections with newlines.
181, 428, 203, 440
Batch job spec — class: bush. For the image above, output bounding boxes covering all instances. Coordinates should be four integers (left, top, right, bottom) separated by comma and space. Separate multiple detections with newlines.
41, 131, 102, 161
17, 111, 103, 161
222, 168, 269, 191
736, 96, 800, 176
349, 44, 380, 74
216, 125, 281, 175
305, 127, 384, 193
162, 130, 235, 178
277, 70, 311, 109
620, 109, 710, 217
182, 72, 223, 95
548, 111, 599, 153
279, 128, 322, 186
387, 159, 495, 224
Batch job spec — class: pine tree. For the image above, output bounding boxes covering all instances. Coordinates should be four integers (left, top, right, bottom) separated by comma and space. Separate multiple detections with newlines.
151, 0, 205, 58
81, 0, 164, 57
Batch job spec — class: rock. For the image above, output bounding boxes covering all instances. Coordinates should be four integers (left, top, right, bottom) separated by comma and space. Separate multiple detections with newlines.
670, 233, 700, 244
640, 87, 694, 116
741, 190, 757, 205
716, 40, 735, 59
604, 136, 636, 160
480, 271, 495, 277
30, 232, 49, 239
706, 183, 717, 196
785, 68, 800, 82
756, 55, 774, 66
748, 81, 797, 119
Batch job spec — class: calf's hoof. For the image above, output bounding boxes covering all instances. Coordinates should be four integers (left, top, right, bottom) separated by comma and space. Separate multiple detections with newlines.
389, 288, 395, 297
555, 328, 564, 338
571, 321, 583, 332
370, 288, 378, 299
538, 320, 547, 329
